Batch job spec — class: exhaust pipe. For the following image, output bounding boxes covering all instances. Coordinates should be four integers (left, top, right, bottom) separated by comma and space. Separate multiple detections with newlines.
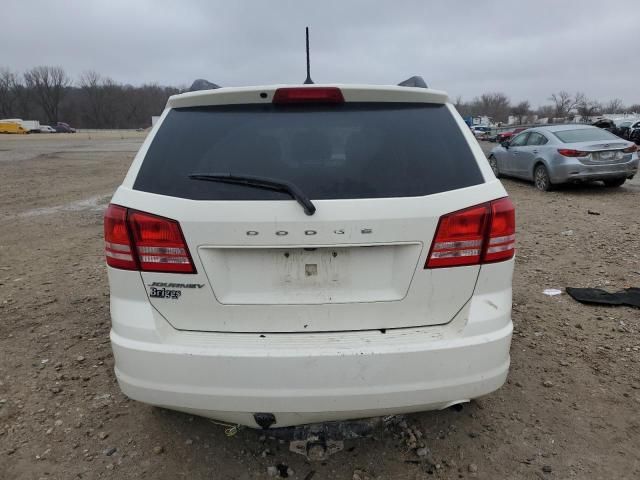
441, 399, 469, 412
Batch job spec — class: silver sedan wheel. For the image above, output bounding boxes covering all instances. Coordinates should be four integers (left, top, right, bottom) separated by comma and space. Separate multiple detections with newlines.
534, 165, 551, 191
488, 156, 500, 177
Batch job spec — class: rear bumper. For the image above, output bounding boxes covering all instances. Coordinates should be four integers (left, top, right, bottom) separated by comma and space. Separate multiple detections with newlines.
550, 157, 638, 183
109, 263, 514, 428
112, 323, 510, 428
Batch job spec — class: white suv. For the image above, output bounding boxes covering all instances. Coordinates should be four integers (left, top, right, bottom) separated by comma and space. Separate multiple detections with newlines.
104, 80, 515, 429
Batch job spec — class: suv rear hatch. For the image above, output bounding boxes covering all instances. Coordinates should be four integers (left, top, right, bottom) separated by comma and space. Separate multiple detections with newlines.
115, 86, 499, 333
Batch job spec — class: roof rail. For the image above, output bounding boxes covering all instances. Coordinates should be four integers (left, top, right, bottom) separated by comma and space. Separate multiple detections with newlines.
188, 79, 221, 92
397, 76, 428, 89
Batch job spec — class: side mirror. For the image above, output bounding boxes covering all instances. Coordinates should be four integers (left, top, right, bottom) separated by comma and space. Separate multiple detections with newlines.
501, 141, 510, 148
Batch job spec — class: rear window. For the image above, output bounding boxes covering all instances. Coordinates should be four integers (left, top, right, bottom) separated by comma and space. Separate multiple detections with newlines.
553, 128, 619, 143
134, 103, 483, 200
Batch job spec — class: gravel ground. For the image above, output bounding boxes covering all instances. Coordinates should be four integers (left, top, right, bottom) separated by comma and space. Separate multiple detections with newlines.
1, 135, 639, 479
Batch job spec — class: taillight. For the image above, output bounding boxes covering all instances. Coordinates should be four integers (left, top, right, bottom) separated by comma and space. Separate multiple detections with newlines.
426, 204, 489, 268
273, 87, 344, 104
103, 205, 196, 274
484, 197, 516, 263
623, 144, 637, 153
128, 210, 195, 273
426, 197, 515, 268
104, 204, 137, 270
557, 148, 589, 157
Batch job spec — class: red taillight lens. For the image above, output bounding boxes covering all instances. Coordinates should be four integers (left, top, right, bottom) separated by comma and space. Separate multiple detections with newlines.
484, 197, 516, 263
623, 144, 637, 153
426, 197, 515, 268
128, 210, 195, 273
557, 148, 589, 157
104, 204, 137, 270
273, 87, 344, 104
103, 205, 195, 274
426, 204, 489, 268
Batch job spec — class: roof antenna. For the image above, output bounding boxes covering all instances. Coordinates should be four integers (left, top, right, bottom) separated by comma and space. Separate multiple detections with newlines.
304, 26, 314, 84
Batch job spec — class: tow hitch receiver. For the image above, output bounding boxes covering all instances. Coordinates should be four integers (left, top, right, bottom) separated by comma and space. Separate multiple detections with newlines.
290, 438, 344, 461
262, 416, 399, 461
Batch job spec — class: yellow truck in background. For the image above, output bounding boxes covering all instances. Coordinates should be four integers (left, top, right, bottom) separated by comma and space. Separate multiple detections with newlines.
0, 121, 28, 134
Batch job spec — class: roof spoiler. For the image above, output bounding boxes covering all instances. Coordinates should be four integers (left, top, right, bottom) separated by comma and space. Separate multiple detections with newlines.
397, 76, 428, 89
188, 79, 221, 92
187, 77, 428, 91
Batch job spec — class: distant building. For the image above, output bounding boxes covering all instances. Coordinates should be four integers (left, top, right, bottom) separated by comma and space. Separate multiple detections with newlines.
507, 115, 538, 126
464, 115, 492, 127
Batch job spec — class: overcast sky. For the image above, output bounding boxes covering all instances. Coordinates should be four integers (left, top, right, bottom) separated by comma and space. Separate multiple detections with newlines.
4, 0, 639, 106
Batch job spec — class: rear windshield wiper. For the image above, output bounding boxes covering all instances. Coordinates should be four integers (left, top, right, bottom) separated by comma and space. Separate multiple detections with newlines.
188, 173, 316, 216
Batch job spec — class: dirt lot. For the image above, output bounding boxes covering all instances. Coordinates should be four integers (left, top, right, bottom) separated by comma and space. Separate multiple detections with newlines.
1, 133, 639, 480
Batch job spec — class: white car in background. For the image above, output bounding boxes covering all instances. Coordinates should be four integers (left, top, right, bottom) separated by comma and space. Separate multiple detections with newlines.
104, 78, 515, 434
39, 125, 56, 133
470, 125, 492, 138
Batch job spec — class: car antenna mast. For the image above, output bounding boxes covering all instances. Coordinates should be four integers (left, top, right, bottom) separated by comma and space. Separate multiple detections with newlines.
304, 26, 314, 84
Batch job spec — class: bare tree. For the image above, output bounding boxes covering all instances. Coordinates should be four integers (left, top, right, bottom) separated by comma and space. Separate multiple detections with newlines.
23, 66, 71, 123
13, 64, 638, 130
0, 68, 20, 117
470, 92, 511, 122
453, 96, 472, 117
548, 91, 581, 119
79, 71, 121, 128
576, 95, 601, 121
573, 92, 586, 107
536, 105, 555, 120
626, 104, 640, 114
510, 101, 531, 124
603, 98, 624, 114
0, 65, 178, 127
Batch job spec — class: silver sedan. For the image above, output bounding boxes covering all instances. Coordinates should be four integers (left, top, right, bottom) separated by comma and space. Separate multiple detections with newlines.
488, 125, 639, 191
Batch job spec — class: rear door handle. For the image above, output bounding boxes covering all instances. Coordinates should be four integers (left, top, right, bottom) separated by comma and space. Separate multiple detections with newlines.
532, 149, 539, 154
